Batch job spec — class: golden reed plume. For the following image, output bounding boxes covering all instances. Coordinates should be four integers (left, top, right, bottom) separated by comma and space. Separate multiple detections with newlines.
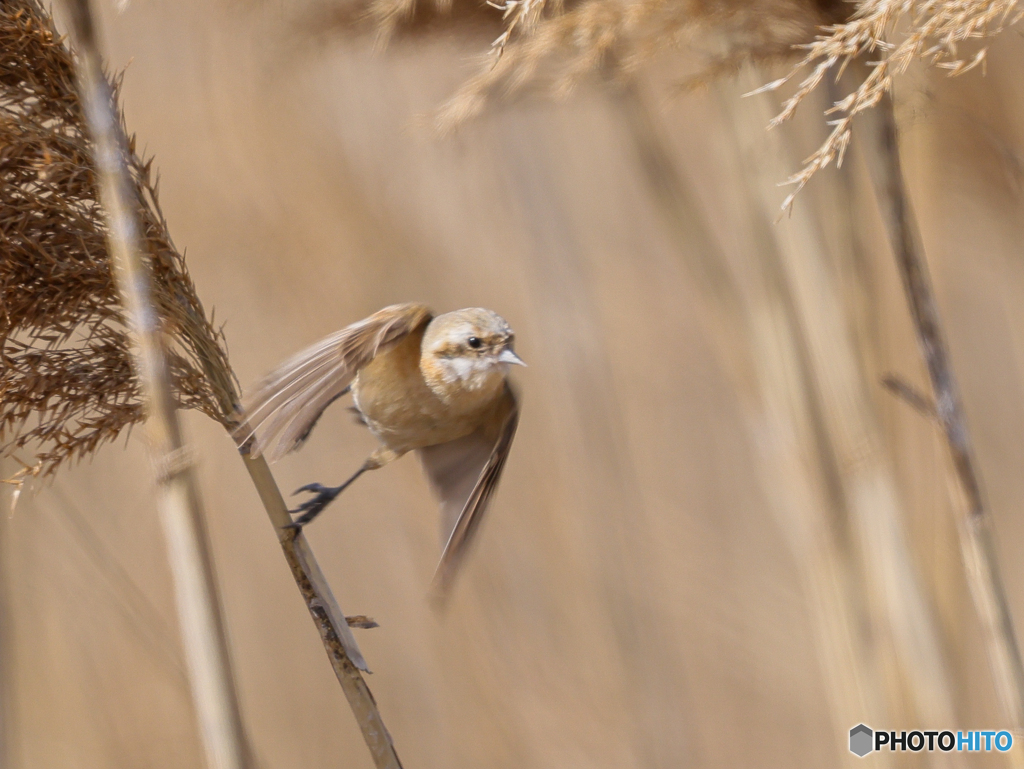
0, 0, 236, 474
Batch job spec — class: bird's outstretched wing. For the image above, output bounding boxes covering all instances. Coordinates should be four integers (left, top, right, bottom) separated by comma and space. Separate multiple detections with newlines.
418, 385, 519, 602
232, 303, 433, 460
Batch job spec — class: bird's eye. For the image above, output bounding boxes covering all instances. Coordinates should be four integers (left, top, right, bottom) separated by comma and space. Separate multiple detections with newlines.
467, 336, 482, 349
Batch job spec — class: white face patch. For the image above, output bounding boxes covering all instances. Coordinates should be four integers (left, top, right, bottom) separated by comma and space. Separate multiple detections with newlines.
440, 355, 501, 389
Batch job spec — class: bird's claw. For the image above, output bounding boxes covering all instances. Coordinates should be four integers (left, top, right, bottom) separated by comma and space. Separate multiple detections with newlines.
288, 482, 342, 528
294, 482, 331, 495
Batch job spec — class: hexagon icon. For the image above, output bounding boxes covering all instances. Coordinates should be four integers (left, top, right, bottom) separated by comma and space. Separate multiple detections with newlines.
850, 724, 874, 757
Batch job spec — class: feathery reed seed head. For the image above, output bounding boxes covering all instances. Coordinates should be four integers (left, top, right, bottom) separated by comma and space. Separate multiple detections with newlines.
324, 0, 852, 128
302, 0, 503, 43
764, 0, 1024, 208
436, 0, 850, 127
0, 0, 237, 474
325, 0, 1022, 204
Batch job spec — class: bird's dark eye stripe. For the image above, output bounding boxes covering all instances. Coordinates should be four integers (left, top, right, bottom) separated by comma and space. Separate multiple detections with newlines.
467, 336, 482, 349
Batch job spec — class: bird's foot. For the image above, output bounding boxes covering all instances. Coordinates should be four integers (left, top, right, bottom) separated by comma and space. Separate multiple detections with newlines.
287, 482, 343, 529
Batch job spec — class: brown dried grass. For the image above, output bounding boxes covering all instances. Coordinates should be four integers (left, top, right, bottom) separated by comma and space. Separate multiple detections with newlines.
1, 6, 409, 763
0, 0, 237, 474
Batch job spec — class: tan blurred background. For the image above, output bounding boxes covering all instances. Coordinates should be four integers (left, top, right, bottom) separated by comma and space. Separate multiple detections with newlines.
6, 0, 1024, 766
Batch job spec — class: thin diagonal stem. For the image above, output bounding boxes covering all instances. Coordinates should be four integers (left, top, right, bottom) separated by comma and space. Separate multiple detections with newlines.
196, 361, 402, 766
238, 451, 402, 769
862, 88, 1024, 734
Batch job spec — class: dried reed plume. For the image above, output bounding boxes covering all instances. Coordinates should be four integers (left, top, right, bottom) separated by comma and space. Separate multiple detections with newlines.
1, 2, 402, 766
312, 0, 848, 127
302, 0, 500, 44
437, 0, 849, 128
762, 0, 1024, 209
0, 0, 235, 473
326, 0, 1023, 205
446, 0, 1023, 193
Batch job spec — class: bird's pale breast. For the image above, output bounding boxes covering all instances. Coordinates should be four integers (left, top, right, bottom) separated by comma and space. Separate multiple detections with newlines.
352, 329, 502, 454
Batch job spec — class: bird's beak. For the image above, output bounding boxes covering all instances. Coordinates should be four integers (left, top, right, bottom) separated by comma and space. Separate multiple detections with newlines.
498, 348, 527, 367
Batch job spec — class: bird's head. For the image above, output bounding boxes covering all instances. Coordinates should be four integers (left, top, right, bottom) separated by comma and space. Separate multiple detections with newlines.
420, 308, 525, 401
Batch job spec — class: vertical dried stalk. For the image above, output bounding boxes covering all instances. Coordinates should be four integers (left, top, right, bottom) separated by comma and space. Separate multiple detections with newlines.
0, 465, 12, 768
63, 2, 252, 768
860, 88, 1024, 733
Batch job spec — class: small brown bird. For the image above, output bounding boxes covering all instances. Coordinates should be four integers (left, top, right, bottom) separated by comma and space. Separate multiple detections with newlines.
232, 303, 524, 595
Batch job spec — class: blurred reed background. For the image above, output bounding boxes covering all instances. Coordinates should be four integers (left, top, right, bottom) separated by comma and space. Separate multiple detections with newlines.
4, 0, 1024, 766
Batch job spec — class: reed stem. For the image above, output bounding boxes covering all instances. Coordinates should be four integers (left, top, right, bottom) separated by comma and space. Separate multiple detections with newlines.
64, 1, 252, 767
238, 451, 403, 769
862, 88, 1024, 734
188, 307, 403, 767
